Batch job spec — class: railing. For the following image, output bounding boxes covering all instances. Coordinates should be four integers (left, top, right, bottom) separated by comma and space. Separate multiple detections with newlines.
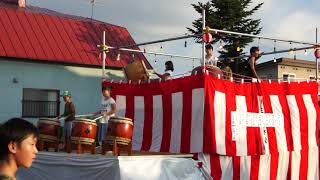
22, 100, 60, 118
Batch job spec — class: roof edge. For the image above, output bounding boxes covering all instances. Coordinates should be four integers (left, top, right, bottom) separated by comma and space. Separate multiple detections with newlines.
0, 57, 123, 70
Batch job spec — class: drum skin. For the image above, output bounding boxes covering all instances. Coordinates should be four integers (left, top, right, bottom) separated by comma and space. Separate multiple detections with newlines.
123, 60, 149, 82
71, 119, 97, 144
38, 118, 61, 142
192, 66, 224, 78
105, 117, 133, 145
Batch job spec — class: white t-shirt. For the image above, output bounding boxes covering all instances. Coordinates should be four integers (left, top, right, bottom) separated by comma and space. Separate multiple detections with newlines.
100, 97, 116, 123
200, 55, 217, 66
164, 70, 173, 80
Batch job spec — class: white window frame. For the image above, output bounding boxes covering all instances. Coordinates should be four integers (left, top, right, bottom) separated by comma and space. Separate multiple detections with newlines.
282, 73, 296, 81
22, 88, 60, 118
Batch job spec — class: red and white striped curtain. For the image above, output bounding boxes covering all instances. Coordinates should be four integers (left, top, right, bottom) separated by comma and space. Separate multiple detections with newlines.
195, 149, 319, 180
102, 74, 319, 179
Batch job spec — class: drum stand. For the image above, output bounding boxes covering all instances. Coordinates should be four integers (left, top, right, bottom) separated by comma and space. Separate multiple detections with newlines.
37, 139, 59, 152
101, 139, 132, 156
66, 140, 96, 154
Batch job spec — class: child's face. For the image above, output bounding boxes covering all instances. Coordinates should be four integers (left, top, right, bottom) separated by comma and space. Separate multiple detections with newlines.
102, 90, 111, 98
252, 50, 260, 57
205, 48, 213, 56
63, 96, 71, 102
13, 135, 38, 168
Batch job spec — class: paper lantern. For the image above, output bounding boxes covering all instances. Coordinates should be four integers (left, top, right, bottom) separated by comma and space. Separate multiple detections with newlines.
202, 33, 213, 43
314, 48, 320, 58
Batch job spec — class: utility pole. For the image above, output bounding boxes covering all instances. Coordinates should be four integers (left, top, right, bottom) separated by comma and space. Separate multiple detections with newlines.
316, 28, 318, 80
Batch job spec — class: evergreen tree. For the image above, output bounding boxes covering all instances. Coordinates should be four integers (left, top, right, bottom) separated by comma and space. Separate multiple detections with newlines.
188, 0, 263, 74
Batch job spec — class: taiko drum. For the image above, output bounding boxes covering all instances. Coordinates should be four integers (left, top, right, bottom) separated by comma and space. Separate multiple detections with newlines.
38, 118, 61, 142
105, 117, 133, 145
71, 118, 97, 145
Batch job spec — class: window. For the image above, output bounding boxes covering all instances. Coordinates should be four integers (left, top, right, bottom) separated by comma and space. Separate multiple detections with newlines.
282, 73, 295, 81
22, 88, 60, 118
259, 75, 268, 80
309, 75, 316, 80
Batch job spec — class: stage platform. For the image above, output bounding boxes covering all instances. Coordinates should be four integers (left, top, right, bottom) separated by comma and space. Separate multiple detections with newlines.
17, 152, 207, 180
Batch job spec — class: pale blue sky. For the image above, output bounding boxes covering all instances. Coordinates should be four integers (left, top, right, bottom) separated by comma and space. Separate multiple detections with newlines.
28, 0, 320, 75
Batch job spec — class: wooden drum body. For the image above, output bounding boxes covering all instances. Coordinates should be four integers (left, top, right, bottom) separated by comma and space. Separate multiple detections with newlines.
206, 66, 224, 77
123, 60, 149, 82
71, 119, 97, 145
105, 117, 134, 145
38, 118, 61, 142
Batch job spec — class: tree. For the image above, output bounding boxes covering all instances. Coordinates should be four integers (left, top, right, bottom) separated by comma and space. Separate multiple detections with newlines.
188, 0, 263, 74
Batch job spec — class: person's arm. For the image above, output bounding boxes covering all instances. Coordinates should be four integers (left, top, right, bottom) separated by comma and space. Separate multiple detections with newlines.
249, 58, 259, 79
64, 103, 75, 119
155, 72, 170, 81
106, 103, 116, 116
93, 110, 102, 116
155, 72, 162, 78
57, 104, 66, 119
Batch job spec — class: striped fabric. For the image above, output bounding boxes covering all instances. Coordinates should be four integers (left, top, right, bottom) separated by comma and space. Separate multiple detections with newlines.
196, 149, 319, 180
102, 74, 319, 156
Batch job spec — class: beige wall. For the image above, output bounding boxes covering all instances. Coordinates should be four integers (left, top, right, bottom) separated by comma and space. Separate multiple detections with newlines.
277, 65, 317, 79
257, 62, 320, 95
257, 64, 318, 80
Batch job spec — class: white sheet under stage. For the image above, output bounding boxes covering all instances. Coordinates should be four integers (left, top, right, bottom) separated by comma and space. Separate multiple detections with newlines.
17, 152, 206, 180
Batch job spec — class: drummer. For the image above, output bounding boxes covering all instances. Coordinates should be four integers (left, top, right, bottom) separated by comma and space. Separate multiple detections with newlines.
192, 44, 219, 75
57, 91, 75, 148
154, 61, 174, 81
94, 86, 116, 146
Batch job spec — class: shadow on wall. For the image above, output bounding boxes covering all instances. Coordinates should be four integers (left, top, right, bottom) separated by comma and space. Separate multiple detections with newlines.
105, 71, 123, 80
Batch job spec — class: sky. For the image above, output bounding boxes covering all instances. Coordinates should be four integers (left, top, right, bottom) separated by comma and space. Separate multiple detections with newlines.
28, 0, 320, 75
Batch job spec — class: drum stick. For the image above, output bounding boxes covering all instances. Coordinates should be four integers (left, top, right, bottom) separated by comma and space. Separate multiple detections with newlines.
55, 117, 64, 120
93, 116, 103, 121
75, 114, 95, 118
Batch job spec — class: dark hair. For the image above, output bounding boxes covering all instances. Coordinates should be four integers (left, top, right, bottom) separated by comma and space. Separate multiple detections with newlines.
205, 44, 213, 50
0, 118, 39, 161
102, 86, 112, 92
250, 46, 260, 54
165, 61, 174, 71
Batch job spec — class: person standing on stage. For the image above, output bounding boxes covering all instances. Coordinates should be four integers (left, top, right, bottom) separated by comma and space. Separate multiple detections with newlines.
94, 86, 116, 146
192, 44, 219, 75
244, 46, 260, 79
155, 61, 174, 81
57, 91, 75, 149
202, 44, 218, 67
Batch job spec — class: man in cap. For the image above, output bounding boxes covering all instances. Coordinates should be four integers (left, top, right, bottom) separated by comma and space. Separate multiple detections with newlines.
57, 91, 75, 149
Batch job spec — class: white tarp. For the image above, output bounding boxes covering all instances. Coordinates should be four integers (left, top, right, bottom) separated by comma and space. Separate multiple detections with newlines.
17, 152, 205, 180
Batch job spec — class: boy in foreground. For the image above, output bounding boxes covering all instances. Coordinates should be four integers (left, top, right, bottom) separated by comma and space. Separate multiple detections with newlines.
0, 118, 39, 180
